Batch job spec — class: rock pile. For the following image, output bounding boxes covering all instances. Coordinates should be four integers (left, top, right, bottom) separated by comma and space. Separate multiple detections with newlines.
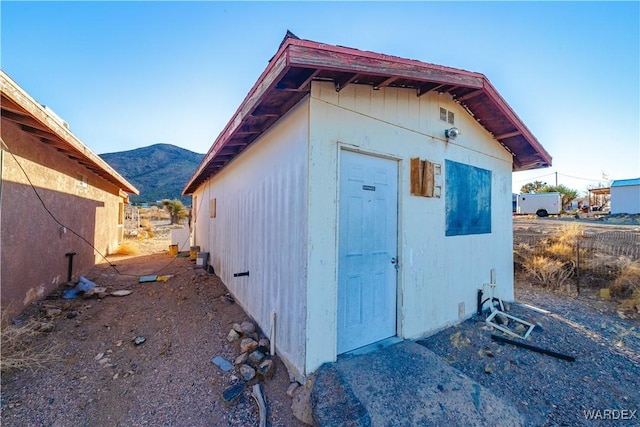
215, 320, 276, 403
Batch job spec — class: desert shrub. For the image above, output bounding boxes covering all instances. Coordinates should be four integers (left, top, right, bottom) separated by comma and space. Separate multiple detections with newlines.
162, 199, 187, 225
111, 241, 140, 256
610, 262, 640, 298
546, 242, 574, 262
522, 255, 574, 291
140, 219, 152, 232
514, 224, 592, 293
1, 311, 60, 373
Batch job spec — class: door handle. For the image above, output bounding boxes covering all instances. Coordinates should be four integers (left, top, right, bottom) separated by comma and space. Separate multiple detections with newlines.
391, 257, 399, 270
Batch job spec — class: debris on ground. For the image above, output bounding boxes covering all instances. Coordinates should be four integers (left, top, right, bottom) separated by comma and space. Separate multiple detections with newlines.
110, 290, 133, 297
491, 334, 576, 362
211, 355, 234, 372
252, 384, 267, 427
421, 285, 639, 426
222, 381, 246, 403
62, 276, 96, 299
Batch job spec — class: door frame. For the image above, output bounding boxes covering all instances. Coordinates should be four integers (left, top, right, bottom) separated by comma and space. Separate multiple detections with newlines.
335, 145, 402, 353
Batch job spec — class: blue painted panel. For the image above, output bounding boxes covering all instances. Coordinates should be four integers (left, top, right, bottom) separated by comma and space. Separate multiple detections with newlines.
445, 160, 492, 236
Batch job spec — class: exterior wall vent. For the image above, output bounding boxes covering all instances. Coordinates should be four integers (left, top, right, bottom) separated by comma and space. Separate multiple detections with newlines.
439, 107, 455, 125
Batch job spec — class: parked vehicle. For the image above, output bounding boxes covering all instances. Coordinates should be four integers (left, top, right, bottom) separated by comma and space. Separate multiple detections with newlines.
516, 192, 562, 217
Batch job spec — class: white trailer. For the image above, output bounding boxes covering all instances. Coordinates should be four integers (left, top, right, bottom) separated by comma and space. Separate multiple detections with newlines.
516, 192, 562, 217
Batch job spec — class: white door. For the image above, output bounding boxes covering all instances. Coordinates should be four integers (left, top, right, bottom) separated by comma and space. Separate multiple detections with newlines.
338, 150, 398, 354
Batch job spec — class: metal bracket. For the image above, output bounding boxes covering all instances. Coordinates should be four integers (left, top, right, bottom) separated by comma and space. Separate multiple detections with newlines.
482, 283, 535, 340
486, 308, 535, 340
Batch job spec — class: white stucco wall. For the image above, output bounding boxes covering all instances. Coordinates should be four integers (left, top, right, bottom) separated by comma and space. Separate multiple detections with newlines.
611, 184, 640, 214
192, 101, 310, 379
306, 81, 514, 373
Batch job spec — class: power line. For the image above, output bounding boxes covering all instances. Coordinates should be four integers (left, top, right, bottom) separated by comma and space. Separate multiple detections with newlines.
557, 173, 606, 182
512, 173, 556, 183
1, 137, 190, 278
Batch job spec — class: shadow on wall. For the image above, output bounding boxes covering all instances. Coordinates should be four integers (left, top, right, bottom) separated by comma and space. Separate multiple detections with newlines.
1, 181, 105, 316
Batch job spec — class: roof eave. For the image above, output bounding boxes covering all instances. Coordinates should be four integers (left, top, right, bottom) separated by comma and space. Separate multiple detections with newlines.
0, 70, 139, 195
184, 37, 552, 193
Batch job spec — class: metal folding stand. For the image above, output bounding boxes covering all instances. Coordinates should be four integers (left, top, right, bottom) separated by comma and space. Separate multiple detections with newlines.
482, 283, 535, 340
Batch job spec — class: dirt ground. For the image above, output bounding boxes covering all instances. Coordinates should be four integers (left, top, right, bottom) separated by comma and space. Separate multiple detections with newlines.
1, 217, 638, 426
1, 224, 305, 427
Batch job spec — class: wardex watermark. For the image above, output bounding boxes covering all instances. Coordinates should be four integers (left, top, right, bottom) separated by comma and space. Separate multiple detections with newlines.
583, 409, 637, 420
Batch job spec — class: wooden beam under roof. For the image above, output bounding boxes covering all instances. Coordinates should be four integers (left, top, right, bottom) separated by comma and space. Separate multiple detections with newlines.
374, 76, 398, 89
495, 131, 522, 140
456, 89, 484, 102
334, 73, 359, 92
2, 110, 50, 132
20, 124, 59, 140
417, 83, 448, 97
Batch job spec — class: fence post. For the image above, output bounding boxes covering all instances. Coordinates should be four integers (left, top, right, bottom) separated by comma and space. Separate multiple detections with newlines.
576, 235, 580, 295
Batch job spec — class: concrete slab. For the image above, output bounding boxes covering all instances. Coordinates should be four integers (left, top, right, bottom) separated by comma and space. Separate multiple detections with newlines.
312, 340, 523, 426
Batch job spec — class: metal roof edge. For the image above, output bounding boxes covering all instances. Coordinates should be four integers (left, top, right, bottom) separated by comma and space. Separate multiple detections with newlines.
480, 78, 552, 167
611, 178, 640, 187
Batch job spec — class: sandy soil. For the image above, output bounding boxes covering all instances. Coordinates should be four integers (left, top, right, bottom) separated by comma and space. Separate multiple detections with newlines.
1, 225, 305, 427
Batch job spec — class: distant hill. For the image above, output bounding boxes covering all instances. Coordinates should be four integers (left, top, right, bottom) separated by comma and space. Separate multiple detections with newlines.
100, 143, 204, 205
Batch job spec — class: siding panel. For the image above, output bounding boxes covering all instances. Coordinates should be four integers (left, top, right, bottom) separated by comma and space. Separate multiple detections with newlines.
193, 101, 309, 378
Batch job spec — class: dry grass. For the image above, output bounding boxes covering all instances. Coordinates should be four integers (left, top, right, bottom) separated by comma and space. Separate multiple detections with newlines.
513, 225, 585, 292
140, 218, 153, 232
139, 207, 170, 221
1, 310, 60, 373
610, 262, 640, 298
136, 230, 155, 240
111, 241, 140, 256
555, 223, 584, 244
546, 242, 574, 261
522, 255, 574, 292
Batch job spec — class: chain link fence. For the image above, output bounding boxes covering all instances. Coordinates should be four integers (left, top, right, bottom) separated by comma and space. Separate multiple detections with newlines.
514, 227, 640, 294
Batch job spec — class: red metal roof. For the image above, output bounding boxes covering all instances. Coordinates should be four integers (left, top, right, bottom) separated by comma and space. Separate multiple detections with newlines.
183, 35, 551, 195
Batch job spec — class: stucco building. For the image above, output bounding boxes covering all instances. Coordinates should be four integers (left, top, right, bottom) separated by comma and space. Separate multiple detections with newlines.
1, 70, 138, 315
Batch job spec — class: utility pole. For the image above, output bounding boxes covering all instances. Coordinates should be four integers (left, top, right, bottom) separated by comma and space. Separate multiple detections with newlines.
555, 172, 558, 186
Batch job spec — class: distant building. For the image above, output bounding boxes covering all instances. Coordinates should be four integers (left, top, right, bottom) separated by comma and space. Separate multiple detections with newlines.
1, 70, 138, 316
610, 178, 640, 214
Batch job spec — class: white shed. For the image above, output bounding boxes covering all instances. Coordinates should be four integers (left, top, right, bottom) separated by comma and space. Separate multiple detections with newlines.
610, 178, 640, 214
183, 34, 552, 380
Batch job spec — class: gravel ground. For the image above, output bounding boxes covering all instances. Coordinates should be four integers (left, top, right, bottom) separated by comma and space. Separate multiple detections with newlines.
419, 281, 640, 426
2, 219, 638, 426
1, 231, 304, 427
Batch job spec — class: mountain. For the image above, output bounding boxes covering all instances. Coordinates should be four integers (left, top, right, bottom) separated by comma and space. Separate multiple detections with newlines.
100, 143, 204, 205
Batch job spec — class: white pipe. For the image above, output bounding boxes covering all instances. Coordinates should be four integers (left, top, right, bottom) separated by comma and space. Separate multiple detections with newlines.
270, 311, 276, 356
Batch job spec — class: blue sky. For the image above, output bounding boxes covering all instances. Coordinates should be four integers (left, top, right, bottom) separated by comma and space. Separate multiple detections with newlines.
2, 1, 638, 194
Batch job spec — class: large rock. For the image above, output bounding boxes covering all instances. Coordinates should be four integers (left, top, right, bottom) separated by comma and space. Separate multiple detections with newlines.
227, 329, 240, 342
292, 375, 317, 425
239, 364, 256, 381
248, 350, 265, 365
257, 359, 275, 380
234, 352, 249, 365
240, 321, 256, 335
240, 338, 258, 354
